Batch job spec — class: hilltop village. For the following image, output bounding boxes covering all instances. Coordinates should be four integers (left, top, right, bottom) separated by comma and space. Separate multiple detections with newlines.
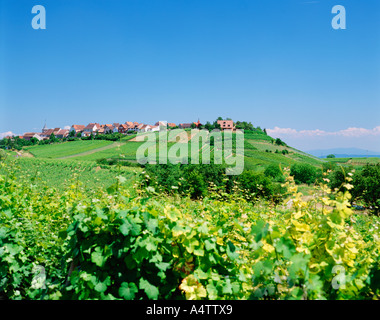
10, 119, 237, 141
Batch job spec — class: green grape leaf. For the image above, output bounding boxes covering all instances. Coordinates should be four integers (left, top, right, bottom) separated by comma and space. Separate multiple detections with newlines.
119, 282, 138, 300
139, 278, 159, 299
91, 247, 106, 267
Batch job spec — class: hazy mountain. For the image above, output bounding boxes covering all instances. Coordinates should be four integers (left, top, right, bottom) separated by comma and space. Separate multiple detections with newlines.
306, 148, 380, 158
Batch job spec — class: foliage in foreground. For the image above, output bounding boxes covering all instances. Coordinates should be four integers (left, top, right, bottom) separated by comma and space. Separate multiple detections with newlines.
140, 163, 285, 203
326, 163, 380, 216
0, 160, 379, 300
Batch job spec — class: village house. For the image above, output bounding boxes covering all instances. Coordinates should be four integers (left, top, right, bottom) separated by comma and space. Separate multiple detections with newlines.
112, 123, 120, 133
137, 124, 151, 133
125, 121, 134, 128
178, 123, 192, 129
82, 123, 100, 137
97, 125, 106, 134
217, 119, 235, 131
103, 124, 115, 134
179, 120, 202, 129
40, 128, 61, 139
118, 124, 129, 134
134, 123, 145, 132
155, 121, 167, 128
55, 129, 69, 139
69, 125, 85, 135
23, 132, 43, 141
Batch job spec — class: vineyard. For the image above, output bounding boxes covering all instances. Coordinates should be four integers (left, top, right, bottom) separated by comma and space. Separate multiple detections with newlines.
24, 140, 114, 159
0, 158, 139, 192
0, 156, 379, 300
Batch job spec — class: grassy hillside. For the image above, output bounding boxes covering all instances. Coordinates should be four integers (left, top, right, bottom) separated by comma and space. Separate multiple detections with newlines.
73, 141, 145, 161
326, 157, 380, 168
24, 140, 114, 159
243, 132, 323, 171
20, 131, 325, 171
1, 157, 140, 192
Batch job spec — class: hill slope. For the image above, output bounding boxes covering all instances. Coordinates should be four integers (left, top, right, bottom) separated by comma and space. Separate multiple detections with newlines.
21, 131, 324, 171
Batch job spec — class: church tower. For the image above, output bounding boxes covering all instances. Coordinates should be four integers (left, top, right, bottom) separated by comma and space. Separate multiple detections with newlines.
42, 121, 48, 133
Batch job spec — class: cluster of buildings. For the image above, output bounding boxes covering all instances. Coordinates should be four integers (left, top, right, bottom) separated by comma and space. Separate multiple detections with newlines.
16, 119, 236, 141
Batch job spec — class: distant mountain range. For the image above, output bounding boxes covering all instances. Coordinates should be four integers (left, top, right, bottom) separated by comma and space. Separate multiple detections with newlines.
306, 148, 380, 158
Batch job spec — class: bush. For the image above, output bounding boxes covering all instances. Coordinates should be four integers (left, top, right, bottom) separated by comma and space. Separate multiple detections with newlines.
141, 164, 285, 203
96, 158, 141, 168
236, 170, 285, 203
352, 164, 380, 215
274, 138, 286, 146
326, 164, 354, 193
141, 164, 227, 200
264, 164, 285, 182
290, 163, 317, 185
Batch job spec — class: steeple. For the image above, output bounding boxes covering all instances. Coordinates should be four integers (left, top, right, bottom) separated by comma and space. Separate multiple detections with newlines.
42, 120, 48, 133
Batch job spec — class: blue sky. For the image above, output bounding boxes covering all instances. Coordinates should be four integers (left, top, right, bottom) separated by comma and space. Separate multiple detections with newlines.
1, 0, 379, 151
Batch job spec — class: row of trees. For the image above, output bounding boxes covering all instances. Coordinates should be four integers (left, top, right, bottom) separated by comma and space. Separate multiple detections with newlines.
185, 117, 269, 133
0, 135, 57, 150
140, 163, 285, 203
0, 131, 129, 150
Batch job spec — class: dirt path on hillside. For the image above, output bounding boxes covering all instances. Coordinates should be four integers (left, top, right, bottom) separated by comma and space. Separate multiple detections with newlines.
16, 150, 34, 158
58, 142, 123, 159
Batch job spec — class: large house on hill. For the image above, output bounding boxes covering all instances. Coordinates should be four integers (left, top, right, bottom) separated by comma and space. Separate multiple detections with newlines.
217, 119, 235, 131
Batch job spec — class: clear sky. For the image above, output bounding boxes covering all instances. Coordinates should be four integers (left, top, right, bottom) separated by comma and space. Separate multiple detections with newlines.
1, 0, 379, 151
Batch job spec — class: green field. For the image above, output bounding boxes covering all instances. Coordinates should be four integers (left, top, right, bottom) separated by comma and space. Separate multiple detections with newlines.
24, 140, 114, 159
1, 157, 140, 192
20, 131, 325, 171
326, 157, 380, 167
73, 141, 145, 161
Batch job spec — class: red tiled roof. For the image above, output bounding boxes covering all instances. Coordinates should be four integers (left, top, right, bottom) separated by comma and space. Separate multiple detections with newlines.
84, 123, 99, 130
23, 132, 40, 137
56, 129, 69, 137
72, 125, 85, 131
179, 123, 192, 128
